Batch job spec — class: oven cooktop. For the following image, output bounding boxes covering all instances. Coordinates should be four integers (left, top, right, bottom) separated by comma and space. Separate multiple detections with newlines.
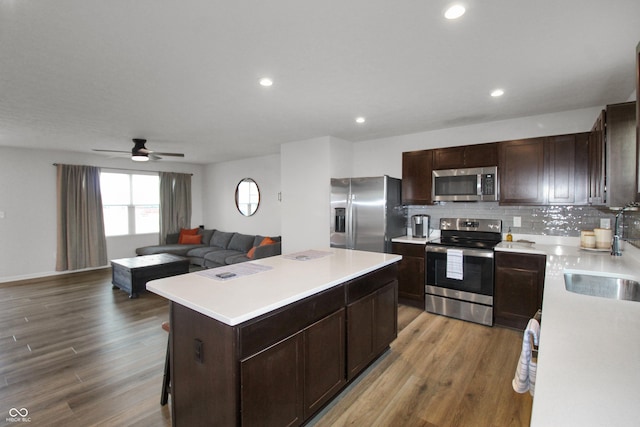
427, 218, 503, 249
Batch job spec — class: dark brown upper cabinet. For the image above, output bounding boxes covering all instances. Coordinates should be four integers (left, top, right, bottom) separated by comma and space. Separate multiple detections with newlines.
402, 149, 433, 205
432, 143, 498, 170
499, 138, 547, 205
548, 133, 589, 205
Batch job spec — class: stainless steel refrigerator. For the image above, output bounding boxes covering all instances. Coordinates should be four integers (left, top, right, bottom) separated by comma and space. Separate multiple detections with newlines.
330, 176, 404, 253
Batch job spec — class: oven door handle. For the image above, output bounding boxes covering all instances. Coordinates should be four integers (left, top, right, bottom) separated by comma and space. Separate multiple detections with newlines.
425, 245, 494, 258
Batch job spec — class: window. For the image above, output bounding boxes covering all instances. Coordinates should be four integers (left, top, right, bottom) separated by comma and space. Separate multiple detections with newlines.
100, 172, 160, 236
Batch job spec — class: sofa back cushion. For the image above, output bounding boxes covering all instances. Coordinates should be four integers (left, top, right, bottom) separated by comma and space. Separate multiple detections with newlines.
228, 233, 256, 253
199, 228, 215, 246
211, 230, 234, 249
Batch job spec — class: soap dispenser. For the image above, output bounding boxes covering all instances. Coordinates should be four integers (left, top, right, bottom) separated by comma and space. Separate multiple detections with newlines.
506, 227, 513, 242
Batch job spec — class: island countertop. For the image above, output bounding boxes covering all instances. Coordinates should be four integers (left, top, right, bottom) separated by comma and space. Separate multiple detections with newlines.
147, 247, 401, 326
496, 237, 640, 426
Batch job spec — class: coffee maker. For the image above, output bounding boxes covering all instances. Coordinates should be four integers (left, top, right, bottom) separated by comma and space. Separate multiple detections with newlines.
411, 215, 429, 238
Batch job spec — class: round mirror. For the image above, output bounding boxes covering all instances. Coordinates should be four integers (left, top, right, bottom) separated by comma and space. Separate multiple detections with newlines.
235, 178, 260, 216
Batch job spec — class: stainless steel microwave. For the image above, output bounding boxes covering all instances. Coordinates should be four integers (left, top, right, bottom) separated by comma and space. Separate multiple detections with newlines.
432, 166, 498, 202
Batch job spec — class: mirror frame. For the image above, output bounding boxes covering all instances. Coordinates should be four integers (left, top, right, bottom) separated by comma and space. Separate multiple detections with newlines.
235, 178, 260, 216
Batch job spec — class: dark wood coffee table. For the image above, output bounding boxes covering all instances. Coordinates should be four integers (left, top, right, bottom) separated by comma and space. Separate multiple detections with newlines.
111, 253, 190, 298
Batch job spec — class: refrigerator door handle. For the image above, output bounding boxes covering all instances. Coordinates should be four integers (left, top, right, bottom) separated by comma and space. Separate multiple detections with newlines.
350, 194, 356, 249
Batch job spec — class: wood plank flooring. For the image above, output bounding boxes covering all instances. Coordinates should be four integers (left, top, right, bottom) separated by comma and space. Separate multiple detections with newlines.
0, 270, 532, 427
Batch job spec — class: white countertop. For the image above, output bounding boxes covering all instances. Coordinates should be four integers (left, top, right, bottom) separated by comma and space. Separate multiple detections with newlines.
496, 237, 640, 427
147, 248, 401, 326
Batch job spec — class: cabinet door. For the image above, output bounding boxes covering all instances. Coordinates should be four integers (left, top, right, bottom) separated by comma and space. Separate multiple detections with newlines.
374, 281, 398, 354
303, 308, 346, 418
241, 335, 304, 427
346, 292, 375, 380
464, 143, 499, 168
494, 252, 546, 330
346, 281, 398, 380
392, 242, 425, 309
433, 146, 465, 170
588, 110, 606, 205
499, 138, 547, 205
402, 150, 433, 204
547, 134, 577, 204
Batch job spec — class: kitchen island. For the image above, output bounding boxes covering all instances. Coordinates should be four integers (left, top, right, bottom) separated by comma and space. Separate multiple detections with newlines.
496, 238, 640, 427
148, 248, 401, 427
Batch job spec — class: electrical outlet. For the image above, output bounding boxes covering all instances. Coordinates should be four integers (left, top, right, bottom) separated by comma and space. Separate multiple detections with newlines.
600, 218, 611, 229
513, 216, 521, 227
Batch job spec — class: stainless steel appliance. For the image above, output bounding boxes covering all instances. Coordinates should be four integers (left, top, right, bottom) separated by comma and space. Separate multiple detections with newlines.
330, 176, 404, 253
411, 214, 429, 238
425, 218, 502, 326
432, 166, 498, 202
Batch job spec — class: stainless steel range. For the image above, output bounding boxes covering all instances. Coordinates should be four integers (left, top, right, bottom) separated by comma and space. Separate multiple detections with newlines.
425, 218, 502, 326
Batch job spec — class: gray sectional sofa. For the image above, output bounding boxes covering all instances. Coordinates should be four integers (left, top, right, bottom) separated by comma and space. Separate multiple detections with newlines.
135, 229, 281, 268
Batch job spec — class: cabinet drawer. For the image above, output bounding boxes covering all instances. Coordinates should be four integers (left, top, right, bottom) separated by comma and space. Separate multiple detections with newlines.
239, 284, 345, 359
346, 264, 398, 303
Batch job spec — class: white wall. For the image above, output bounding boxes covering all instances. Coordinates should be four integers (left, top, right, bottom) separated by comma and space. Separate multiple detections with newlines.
202, 154, 281, 236
352, 106, 603, 177
0, 146, 203, 282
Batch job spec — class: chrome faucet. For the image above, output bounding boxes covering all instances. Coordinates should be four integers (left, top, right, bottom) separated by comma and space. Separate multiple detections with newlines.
611, 202, 640, 256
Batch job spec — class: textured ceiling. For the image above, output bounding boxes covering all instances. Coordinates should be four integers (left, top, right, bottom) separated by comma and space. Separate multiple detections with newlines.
1, 1, 639, 164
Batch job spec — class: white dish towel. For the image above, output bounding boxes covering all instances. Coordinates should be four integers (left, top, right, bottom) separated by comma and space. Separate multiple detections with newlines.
512, 318, 540, 396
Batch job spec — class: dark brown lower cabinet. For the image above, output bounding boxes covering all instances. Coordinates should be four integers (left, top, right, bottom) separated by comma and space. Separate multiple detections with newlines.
241, 308, 346, 426
392, 242, 425, 309
494, 252, 546, 330
170, 263, 398, 427
347, 280, 397, 380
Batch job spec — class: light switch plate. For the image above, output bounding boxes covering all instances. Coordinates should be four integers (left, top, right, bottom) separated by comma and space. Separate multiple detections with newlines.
0, 211, 5, 219
513, 216, 521, 227
600, 218, 611, 229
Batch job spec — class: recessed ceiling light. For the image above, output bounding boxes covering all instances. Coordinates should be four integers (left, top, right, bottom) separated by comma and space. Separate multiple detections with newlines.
259, 77, 273, 87
444, 4, 466, 20
491, 89, 505, 97
355, 117, 366, 124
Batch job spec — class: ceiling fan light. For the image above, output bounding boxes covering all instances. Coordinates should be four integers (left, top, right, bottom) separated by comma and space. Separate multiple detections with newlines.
131, 153, 149, 162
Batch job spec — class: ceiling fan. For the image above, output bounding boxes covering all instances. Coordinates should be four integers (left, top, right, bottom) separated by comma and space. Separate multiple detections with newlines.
93, 138, 185, 162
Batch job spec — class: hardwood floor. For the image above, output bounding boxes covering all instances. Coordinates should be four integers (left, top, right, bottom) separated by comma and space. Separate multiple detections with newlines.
0, 270, 532, 427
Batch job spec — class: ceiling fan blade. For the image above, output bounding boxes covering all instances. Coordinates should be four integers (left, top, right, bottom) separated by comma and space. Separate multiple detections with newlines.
92, 149, 129, 154
153, 152, 185, 157
149, 153, 162, 160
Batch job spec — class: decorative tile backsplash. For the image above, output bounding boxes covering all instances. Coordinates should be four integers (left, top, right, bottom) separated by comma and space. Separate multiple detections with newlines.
405, 203, 640, 249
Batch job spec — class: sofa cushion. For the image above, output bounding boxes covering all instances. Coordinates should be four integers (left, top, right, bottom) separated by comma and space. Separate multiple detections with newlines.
204, 249, 243, 266
226, 254, 250, 264
199, 228, 215, 246
135, 244, 202, 257
186, 246, 223, 259
181, 234, 202, 244
211, 230, 234, 249
247, 236, 276, 259
178, 227, 199, 243
228, 233, 256, 253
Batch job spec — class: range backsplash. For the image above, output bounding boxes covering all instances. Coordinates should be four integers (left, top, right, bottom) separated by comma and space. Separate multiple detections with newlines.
405, 203, 640, 249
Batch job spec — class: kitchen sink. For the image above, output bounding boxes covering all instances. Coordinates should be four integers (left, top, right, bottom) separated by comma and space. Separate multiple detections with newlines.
564, 273, 640, 302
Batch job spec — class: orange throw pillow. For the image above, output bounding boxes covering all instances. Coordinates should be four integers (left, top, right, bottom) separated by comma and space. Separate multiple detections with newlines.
178, 228, 199, 243
247, 237, 276, 259
181, 234, 202, 245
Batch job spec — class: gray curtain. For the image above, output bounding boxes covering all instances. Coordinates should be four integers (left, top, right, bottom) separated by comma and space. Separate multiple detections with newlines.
56, 164, 108, 271
159, 172, 192, 244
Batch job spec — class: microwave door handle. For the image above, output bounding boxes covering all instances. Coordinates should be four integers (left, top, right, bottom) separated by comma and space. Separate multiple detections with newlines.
477, 174, 482, 196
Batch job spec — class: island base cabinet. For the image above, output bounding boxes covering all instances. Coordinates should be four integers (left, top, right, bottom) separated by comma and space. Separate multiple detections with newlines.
169, 263, 398, 427
240, 308, 346, 426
